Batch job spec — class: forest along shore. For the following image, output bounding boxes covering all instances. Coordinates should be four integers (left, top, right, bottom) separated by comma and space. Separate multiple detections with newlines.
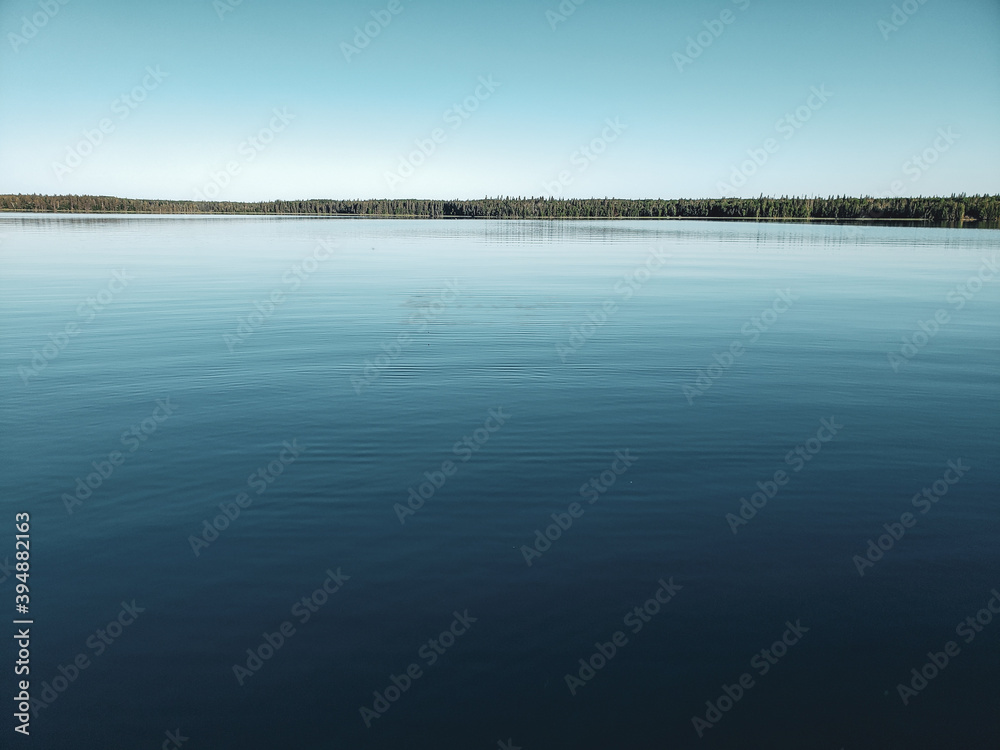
1, 194, 998, 223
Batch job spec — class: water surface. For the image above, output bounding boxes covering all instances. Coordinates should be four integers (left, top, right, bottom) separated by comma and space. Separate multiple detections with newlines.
1, 216, 997, 749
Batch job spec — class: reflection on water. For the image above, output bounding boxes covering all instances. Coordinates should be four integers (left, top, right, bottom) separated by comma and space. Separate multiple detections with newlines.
1, 216, 997, 749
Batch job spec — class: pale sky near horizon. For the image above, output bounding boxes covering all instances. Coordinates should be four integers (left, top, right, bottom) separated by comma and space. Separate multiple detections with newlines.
1, 0, 998, 201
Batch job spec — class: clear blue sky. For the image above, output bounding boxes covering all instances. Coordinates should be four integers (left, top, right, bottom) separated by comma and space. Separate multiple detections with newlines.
1, 0, 997, 200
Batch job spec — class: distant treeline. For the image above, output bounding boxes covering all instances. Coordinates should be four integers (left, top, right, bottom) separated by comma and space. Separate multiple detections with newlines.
2, 194, 998, 223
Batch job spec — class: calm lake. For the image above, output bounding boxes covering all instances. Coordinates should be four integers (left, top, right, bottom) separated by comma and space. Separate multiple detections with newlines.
1, 215, 998, 749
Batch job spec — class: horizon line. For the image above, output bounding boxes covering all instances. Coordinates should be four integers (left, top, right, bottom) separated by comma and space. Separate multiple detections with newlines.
3, 192, 999, 200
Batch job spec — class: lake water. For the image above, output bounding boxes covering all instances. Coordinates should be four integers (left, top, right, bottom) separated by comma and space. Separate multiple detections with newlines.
1, 215, 998, 749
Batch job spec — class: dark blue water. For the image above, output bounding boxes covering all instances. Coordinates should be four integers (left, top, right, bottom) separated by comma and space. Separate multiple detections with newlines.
1, 215, 998, 749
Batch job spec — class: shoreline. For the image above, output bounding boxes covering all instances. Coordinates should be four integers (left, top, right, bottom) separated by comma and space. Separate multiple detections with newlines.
2, 194, 997, 227
2, 210, 996, 228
